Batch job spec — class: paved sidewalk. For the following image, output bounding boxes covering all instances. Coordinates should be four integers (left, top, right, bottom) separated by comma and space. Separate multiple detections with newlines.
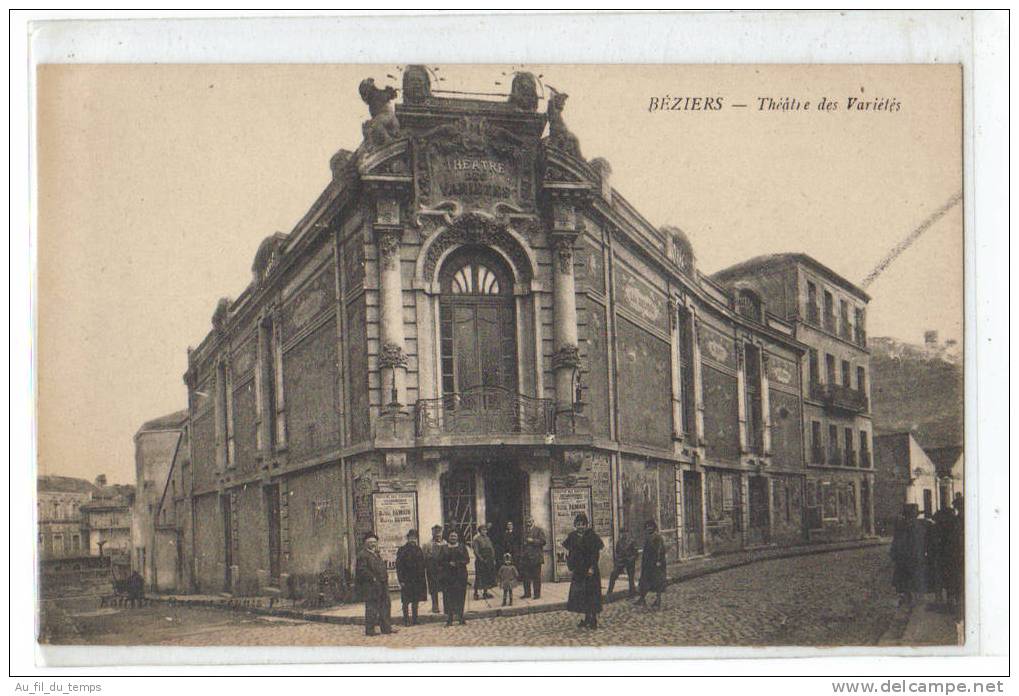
151, 537, 886, 626
880, 601, 962, 646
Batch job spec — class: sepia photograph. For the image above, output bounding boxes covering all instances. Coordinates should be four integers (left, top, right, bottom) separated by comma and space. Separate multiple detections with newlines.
17, 11, 1007, 679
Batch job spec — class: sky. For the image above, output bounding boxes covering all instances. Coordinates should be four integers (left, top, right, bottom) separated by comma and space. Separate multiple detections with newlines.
36, 64, 963, 485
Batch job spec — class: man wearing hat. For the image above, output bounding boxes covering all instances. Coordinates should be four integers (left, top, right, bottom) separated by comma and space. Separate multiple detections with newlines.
355, 532, 397, 636
421, 524, 447, 613
635, 519, 667, 608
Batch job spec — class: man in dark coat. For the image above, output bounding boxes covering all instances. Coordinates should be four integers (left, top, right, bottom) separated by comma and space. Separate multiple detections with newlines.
471, 524, 496, 600
607, 527, 639, 597
421, 524, 447, 614
355, 533, 396, 636
520, 517, 547, 599
126, 570, 145, 608
944, 495, 965, 612
499, 520, 520, 566
395, 529, 428, 626
563, 512, 604, 629
440, 529, 470, 626
890, 503, 928, 607
636, 519, 667, 608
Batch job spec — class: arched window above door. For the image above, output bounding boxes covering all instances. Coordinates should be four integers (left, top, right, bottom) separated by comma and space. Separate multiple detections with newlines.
450, 263, 501, 296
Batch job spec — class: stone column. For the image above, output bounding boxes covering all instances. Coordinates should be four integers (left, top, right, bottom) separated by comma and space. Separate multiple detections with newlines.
375, 224, 407, 410
669, 296, 683, 440
550, 222, 585, 435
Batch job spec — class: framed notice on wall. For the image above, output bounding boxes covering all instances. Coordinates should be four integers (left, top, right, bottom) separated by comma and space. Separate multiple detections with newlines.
371, 491, 418, 589
550, 486, 592, 582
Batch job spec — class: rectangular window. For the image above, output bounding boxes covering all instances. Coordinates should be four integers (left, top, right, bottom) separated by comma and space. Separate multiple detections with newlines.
828, 424, 839, 465
823, 290, 835, 332
844, 427, 855, 466
744, 343, 763, 453
259, 315, 283, 450
806, 281, 819, 324
72, 535, 80, 552
854, 307, 866, 346
846, 483, 857, 520
677, 307, 696, 435
859, 431, 870, 467
808, 348, 819, 385
839, 299, 851, 339
821, 482, 838, 520
825, 354, 836, 384
811, 421, 823, 463
857, 366, 866, 393
841, 360, 851, 387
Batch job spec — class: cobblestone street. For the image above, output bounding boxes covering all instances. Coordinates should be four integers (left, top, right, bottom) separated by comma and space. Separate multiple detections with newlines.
40, 546, 916, 648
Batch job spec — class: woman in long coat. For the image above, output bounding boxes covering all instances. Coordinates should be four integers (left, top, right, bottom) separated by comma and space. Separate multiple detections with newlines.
471, 524, 497, 600
440, 529, 470, 626
890, 503, 928, 605
395, 529, 428, 626
562, 512, 604, 629
636, 519, 667, 608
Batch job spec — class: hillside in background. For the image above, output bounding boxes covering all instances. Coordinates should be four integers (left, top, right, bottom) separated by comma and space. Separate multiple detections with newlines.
869, 335, 963, 449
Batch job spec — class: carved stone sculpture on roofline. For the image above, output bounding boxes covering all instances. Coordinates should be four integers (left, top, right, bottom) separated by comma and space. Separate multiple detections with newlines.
543, 87, 582, 159
358, 77, 401, 151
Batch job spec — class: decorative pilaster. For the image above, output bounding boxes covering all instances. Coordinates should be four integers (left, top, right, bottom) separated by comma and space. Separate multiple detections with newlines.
735, 342, 748, 453
669, 296, 683, 441
374, 222, 407, 412
551, 224, 583, 431
760, 352, 773, 456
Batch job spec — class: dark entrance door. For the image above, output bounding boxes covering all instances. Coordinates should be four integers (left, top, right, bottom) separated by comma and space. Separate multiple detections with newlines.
682, 471, 704, 556
441, 466, 478, 543
266, 484, 282, 584
439, 247, 517, 395
484, 465, 527, 561
221, 495, 233, 593
748, 476, 770, 546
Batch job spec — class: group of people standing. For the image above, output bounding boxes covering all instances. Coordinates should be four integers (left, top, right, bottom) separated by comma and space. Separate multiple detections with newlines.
355, 518, 548, 635
356, 514, 672, 635
890, 494, 964, 613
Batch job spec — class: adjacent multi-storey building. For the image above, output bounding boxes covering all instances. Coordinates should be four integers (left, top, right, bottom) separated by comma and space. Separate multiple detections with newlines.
172, 67, 873, 599
80, 475, 134, 558
132, 410, 188, 588
714, 254, 874, 540
37, 475, 95, 559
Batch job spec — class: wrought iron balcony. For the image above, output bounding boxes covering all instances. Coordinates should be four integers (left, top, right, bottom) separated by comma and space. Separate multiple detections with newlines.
809, 382, 869, 414
415, 385, 555, 438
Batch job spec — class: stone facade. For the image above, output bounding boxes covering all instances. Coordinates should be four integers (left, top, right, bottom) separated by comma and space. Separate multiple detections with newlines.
171, 67, 874, 599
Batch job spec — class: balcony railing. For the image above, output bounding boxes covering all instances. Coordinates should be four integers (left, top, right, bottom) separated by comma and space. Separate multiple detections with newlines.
415, 385, 555, 438
810, 446, 825, 465
844, 448, 856, 467
809, 382, 869, 414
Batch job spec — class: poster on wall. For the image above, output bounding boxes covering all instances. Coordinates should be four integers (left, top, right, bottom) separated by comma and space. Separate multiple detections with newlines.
550, 486, 592, 582
371, 491, 419, 589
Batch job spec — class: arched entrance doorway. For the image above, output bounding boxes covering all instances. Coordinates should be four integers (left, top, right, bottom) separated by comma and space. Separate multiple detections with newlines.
438, 246, 517, 395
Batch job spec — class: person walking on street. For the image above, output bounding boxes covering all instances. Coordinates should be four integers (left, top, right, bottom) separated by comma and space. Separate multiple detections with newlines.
395, 529, 428, 626
441, 529, 470, 626
471, 524, 496, 600
520, 517, 547, 599
890, 503, 928, 607
563, 512, 604, 629
356, 533, 397, 636
497, 553, 519, 607
635, 519, 667, 608
945, 495, 965, 613
421, 524, 447, 614
126, 570, 145, 609
607, 527, 639, 597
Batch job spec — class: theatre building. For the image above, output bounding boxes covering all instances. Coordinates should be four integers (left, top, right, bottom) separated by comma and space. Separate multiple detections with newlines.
181, 66, 852, 599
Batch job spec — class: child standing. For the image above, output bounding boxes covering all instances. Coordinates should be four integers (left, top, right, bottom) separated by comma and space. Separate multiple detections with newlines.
497, 553, 519, 607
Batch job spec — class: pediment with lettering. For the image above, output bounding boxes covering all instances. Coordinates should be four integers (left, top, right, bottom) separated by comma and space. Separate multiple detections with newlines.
412, 117, 538, 216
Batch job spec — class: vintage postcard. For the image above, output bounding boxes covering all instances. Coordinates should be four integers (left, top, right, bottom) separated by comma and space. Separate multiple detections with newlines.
24, 10, 1000, 669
